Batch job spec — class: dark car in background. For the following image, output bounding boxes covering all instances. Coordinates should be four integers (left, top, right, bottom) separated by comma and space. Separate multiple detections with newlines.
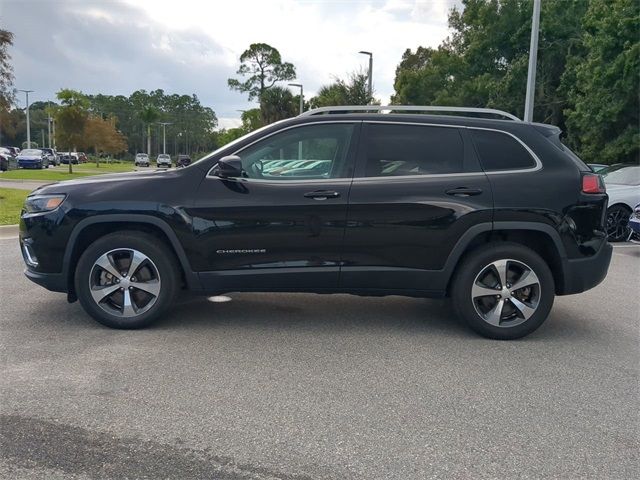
17, 149, 49, 169
176, 154, 191, 167
60, 152, 79, 165
19, 105, 612, 340
0, 147, 15, 171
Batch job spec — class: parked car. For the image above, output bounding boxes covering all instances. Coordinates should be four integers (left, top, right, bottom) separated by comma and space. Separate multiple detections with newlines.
176, 154, 191, 167
628, 203, 640, 241
19, 105, 612, 339
602, 164, 640, 241
2, 146, 20, 156
0, 149, 11, 171
59, 152, 79, 165
41, 148, 59, 166
17, 148, 48, 169
135, 153, 150, 167
588, 163, 607, 173
77, 152, 88, 163
156, 154, 171, 168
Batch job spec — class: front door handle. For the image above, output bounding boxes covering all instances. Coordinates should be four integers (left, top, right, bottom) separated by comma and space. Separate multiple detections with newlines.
445, 187, 483, 197
304, 190, 341, 200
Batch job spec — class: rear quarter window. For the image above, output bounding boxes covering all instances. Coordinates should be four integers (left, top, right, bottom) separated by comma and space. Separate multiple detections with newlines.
470, 129, 536, 171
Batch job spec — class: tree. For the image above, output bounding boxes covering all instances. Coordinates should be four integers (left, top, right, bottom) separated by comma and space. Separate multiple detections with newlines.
228, 43, 296, 101
259, 86, 297, 125
55, 89, 89, 173
563, 0, 639, 164
138, 105, 160, 155
84, 115, 128, 165
309, 71, 378, 108
240, 108, 262, 132
392, 0, 588, 126
0, 29, 14, 111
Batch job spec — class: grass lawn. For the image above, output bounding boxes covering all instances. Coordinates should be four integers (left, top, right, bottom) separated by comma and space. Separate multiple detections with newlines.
0, 188, 28, 225
0, 162, 136, 181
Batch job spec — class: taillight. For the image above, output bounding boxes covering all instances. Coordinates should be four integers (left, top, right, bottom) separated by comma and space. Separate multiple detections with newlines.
582, 173, 606, 194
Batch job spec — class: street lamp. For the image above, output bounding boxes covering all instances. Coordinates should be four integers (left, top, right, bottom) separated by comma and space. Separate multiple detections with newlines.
358, 51, 373, 102
288, 83, 304, 115
157, 122, 172, 154
17, 89, 34, 148
524, 0, 541, 122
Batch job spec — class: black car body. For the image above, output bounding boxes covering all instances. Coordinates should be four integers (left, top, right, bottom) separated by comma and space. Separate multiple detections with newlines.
19, 107, 612, 339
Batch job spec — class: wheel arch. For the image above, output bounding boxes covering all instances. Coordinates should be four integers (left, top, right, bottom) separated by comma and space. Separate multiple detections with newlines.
444, 222, 567, 295
63, 215, 200, 298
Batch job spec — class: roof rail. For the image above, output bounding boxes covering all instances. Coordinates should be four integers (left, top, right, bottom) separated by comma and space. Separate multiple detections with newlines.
299, 105, 521, 121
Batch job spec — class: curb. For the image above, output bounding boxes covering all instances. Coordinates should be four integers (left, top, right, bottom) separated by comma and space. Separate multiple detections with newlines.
0, 224, 19, 239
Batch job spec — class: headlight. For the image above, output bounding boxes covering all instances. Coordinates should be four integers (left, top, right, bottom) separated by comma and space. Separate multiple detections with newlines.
24, 194, 66, 213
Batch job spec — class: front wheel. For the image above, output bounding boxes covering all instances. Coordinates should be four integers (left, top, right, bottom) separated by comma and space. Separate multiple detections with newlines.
75, 232, 180, 329
451, 243, 555, 340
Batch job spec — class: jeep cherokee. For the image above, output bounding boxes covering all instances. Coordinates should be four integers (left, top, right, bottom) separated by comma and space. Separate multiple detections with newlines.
19, 106, 612, 339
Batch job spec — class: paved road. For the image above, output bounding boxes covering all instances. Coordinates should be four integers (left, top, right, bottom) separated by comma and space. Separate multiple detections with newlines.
0, 179, 50, 191
0, 238, 638, 479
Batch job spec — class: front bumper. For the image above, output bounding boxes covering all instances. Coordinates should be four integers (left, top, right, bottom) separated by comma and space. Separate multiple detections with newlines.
18, 160, 42, 169
629, 217, 640, 235
560, 241, 612, 295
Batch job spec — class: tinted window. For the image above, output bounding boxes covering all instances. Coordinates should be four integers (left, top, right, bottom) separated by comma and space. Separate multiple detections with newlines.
238, 123, 355, 180
470, 129, 536, 171
362, 124, 464, 177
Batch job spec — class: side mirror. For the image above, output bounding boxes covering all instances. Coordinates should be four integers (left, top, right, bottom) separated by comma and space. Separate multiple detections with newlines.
213, 155, 243, 178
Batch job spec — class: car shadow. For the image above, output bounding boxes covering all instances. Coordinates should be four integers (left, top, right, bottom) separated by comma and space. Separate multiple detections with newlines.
153, 292, 478, 339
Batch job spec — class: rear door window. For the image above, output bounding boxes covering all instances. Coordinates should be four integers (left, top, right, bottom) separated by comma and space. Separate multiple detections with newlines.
360, 123, 464, 177
470, 129, 536, 171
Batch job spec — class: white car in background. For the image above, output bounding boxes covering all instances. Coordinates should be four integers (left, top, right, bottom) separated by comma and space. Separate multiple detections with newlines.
602, 164, 640, 241
135, 153, 150, 167
156, 153, 171, 168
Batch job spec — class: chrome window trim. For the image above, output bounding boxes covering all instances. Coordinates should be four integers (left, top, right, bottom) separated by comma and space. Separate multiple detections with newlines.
206, 120, 360, 180
205, 119, 543, 182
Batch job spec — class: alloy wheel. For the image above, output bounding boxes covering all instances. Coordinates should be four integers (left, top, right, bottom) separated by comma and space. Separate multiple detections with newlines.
89, 248, 161, 318
471, 259, 541, 328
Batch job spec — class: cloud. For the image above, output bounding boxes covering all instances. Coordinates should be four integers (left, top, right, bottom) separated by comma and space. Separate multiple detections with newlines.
4, 0, 460, 123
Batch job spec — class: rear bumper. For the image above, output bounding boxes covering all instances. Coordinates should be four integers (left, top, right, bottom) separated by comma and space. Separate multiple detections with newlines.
24, 268, 67, 293
560, 242, 612, 295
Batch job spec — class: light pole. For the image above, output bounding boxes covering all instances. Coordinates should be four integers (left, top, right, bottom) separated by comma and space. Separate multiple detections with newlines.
524, 0, 541, 122
157, 122, 172, 154
18, 89, 34, 148
288, 83, 304, 115
358, 51, 373, 102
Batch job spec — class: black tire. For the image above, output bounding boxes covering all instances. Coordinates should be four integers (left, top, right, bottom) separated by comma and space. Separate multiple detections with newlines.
606, 204, 631, 242
75, 231, 180, 329
451, 242, 555, 340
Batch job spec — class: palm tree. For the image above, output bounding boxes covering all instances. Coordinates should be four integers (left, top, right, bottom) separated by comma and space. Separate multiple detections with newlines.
139, 106, 160, 155
259, 86, 296, 125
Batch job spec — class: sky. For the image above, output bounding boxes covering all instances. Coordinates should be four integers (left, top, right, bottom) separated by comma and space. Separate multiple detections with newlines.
2, 0, 461, 129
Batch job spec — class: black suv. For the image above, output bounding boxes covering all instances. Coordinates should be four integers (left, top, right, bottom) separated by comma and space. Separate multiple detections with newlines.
19, 106, 612, 339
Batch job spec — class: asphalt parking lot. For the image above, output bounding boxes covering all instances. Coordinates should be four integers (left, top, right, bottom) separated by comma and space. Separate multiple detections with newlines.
0, 238, 638, 479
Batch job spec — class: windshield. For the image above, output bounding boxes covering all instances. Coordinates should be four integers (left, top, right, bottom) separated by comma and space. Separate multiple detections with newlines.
603, 166, 640, 186
21, 149, 42, 155
137, 154, 148, 158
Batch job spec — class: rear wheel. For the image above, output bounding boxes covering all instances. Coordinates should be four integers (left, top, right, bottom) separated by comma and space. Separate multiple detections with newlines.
451, 243, 555, 340
75, 232, 179, 329
606, 204, 631, 242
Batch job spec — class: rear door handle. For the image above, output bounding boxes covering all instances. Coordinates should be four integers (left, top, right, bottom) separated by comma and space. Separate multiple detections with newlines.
304, 190, 341, 200
445, 187, 483, 197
